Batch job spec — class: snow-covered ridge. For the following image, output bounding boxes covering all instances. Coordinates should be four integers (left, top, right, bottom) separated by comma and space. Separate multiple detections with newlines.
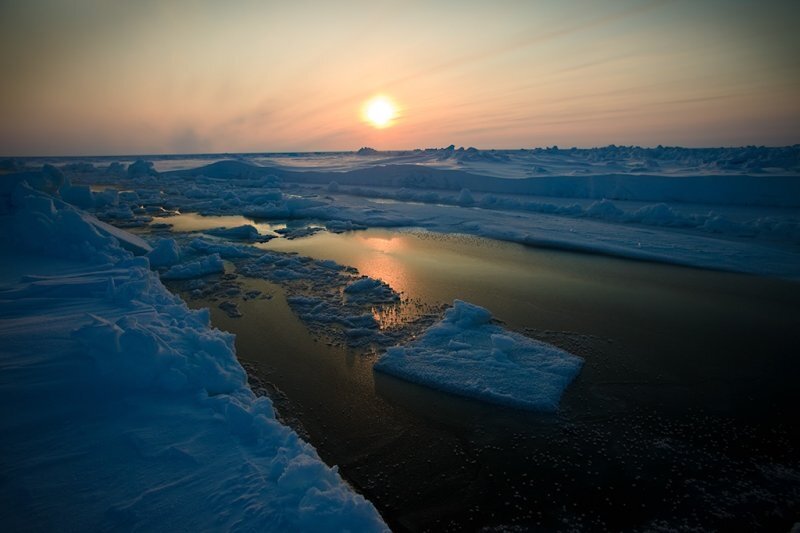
272, 166, 800, 208
153, 155, 800, 208
0, 175, 387, 530
9, 144, 800, 206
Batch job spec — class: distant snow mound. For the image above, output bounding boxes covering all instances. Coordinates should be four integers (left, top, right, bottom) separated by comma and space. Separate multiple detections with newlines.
456, 188, 475, 206
188, 160, 268, 179
127, 160, 158, 178
374, 300, 583, 411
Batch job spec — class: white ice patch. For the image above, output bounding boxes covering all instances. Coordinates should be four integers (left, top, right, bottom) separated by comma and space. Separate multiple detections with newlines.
374, 300, 583, 411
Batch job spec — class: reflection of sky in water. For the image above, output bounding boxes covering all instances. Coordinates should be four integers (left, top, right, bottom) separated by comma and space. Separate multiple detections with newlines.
352, 235, 410, 297
178, 220, 800, 393
160, 212, 284, 235
172, 223, 799, 530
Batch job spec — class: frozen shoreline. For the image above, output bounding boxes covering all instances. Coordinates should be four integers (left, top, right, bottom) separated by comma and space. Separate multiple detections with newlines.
0, 184, 387, 530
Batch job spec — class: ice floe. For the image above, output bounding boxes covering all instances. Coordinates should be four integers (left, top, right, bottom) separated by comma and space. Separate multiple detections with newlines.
375, 300, 584, 411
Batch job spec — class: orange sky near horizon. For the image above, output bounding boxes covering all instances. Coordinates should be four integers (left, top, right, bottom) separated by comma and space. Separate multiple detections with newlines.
0, 0, 798, 155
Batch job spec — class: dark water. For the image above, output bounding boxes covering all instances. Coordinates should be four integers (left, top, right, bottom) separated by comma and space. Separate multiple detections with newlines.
179, 228, 800, 531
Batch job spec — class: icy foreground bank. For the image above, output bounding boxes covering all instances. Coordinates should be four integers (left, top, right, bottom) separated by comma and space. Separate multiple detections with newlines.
375, 301, 584, 411
0, 182, 386, 530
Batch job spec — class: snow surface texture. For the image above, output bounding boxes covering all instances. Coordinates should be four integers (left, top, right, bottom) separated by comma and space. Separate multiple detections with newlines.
374, 300, 584, 411
27, 146, 798, 279
161, 252, 225, 279
0, 179, 386, 530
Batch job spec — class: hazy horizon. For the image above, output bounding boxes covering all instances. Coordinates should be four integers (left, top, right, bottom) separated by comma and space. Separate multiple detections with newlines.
5, 142, 800, 160
2, 0, 798, 156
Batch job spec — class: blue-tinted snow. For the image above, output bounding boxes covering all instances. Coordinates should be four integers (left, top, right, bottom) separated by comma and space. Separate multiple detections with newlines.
374, 300, 584, 412
161, 252, 225, 279
0, 177, 387, 531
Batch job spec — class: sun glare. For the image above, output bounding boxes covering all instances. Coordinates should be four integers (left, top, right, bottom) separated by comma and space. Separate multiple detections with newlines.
363, 96, 397, 128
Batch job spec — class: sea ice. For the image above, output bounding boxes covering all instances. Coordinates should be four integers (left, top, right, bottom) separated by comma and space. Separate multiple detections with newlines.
374, 300, 584, 411
161, 253, 225, 279
146, 237, 181, 267
205, 224, 270, 241
27, 145, 800, 279
0, 181, 387, 531
343, 276, 399, 303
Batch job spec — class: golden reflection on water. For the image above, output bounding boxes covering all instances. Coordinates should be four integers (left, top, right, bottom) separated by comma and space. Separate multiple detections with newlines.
160, 212, 284, 235
351, 234, 410, 297
349, 234, 434, 332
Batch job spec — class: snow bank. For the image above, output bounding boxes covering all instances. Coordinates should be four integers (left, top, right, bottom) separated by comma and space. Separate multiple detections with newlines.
374, 300, 583, 411
4, 181, 123, 264
0, 186, 386, 530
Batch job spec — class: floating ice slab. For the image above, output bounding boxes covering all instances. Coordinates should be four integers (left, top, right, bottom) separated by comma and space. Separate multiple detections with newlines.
374, 300, 583, 411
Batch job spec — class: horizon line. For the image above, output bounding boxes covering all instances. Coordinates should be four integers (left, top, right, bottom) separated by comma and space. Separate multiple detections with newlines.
3, 143, 799, 160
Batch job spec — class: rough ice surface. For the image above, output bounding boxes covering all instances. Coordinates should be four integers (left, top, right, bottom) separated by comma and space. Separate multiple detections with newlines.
188, 237, 260, 258
0, 179, 387, 531
31, 145, 797, 279
146, 237, 181, 267
374, 300, 584, 411
343, 276, 399, 303
161, 253, 225, 279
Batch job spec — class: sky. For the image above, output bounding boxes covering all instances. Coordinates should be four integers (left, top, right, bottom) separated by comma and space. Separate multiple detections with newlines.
0, 0, 798, 155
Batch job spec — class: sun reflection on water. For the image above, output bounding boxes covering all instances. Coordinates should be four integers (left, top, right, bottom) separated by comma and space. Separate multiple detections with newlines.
352, 235, 410, 298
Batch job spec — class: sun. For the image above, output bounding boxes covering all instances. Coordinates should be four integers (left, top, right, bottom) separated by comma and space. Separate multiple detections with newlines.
363, 96, 397, 129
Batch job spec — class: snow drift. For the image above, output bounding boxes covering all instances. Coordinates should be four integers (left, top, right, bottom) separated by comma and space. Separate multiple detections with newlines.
0, 177, 387, 530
